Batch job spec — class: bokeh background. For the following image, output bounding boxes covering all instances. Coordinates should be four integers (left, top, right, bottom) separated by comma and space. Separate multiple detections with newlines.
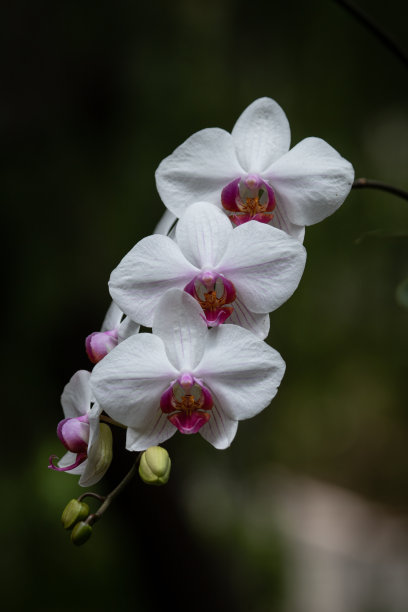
3, 0, 408, 610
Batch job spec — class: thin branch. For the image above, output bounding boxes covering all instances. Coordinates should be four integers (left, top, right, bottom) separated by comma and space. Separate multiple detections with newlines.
86, 453, 142, 526
355, 228, 408, 245
333, 0, 408, 70
352, 178, 408, 202
77, 492, 106, 503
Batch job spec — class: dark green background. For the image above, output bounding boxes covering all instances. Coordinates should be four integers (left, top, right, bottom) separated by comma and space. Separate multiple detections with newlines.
2, 0, 408, 610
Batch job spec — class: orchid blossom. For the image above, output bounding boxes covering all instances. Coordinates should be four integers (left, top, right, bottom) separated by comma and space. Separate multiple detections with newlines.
90, 289, 286, 451
109, 202, 306, 339
85, 301, 140, 364
48, 370, 113, 487
155, 97, 354, 241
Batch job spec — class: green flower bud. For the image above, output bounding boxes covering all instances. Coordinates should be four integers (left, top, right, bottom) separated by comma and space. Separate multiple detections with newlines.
139, 446, 171, 486
61, 499, 90, 530
71, 521, 92, 546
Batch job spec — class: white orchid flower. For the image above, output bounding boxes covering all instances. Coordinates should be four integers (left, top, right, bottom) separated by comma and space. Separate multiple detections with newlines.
91, 289, 286, 451
155, 97, 354, 241
85, 301, 140, 364
109, 202, 306, 339
48, 370, 113, 487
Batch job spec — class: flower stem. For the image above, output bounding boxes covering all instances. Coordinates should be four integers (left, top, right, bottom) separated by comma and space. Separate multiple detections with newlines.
333, 0, 408, 70
352, 178, 408, 202
77, 492, 106, 503
100, 414, 127, 429
86, 453, 142, 526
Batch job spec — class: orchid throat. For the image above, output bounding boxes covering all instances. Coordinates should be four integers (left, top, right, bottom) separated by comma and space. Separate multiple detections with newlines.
160, 373, 213, 434
184, 271, 236, 326
221, 174, 276, 225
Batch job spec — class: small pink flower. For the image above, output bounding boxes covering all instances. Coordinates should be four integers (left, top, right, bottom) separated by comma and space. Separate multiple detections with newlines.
48, 370, 112, 486
49, 414, 90, 471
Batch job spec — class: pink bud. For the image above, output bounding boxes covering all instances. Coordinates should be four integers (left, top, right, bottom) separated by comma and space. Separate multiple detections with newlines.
85, 329, 119, 364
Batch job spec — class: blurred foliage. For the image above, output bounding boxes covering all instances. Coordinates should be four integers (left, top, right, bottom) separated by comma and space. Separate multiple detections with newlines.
396, 277, 408, 309
2, 0, 408, 610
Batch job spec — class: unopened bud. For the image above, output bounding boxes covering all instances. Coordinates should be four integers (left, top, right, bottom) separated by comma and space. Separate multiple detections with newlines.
139, 446, 171, 485
86, 329, 118, 363
71, 521, 92, 546
61, 499, 90, 530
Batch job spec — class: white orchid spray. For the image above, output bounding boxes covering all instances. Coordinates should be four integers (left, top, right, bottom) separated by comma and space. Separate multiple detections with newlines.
48, 96, 355, 546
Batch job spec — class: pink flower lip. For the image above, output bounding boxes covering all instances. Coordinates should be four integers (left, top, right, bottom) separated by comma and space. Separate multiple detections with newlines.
203, 306, 234, 326
160, 379, 213, 434
230, 213, 273, 226
48, 452, 87, 472
184, 273, 236, 326
168, 411, 211, 434
57, 415, 89, 454
49, 415, 90, 473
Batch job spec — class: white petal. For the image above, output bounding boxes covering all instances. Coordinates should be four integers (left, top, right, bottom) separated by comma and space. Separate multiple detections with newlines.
218, 222, 306, 313
126, 413, 177, 451
227, 298, 270, 340
79, 460, 104, 488
199, 404, 238, 449
80, 419, 112, 487
79, 457, 103, 487
153, 289, 208, 371
231, 97, 291, 173
87, 401, 103, 449
91, 333, 178, 428
61, 370, 91, 418
195, 325, 285, 421
118, 317, 140, 343
176, 201, 233, 268
267, 137, 355, 226
154, 209, 177, 236
109, 234, 198, 327
155, 128, 244, 217
271, 203, 306, 242
58, 451, 86, 476
101, 301, 123, 331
